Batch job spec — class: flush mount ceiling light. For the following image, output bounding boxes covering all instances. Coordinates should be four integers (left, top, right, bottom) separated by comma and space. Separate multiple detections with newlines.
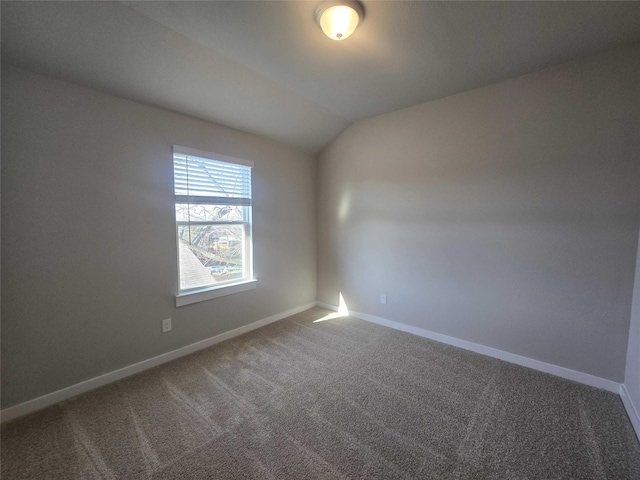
315, 1, 364, 41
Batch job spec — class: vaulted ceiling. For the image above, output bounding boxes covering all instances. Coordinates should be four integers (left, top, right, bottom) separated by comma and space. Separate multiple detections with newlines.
3, 1, 640, 152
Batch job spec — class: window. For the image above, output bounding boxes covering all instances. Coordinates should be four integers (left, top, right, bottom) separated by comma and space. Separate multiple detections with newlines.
173, 146, 255, 306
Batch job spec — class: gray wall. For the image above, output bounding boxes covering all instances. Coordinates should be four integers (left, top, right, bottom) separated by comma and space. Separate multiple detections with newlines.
317, 45, 640, 382
625, 230, 640, 422
1, 66, 317, 409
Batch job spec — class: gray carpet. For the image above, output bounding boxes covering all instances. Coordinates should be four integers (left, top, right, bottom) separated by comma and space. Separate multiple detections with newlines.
2, 307, 639, 479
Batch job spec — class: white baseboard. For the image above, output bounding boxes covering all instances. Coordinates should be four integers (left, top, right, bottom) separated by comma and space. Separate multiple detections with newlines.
317, 302, 621, 394
620, 384, 640, 441
0, 302, 316, 424
316, 301, 339, 311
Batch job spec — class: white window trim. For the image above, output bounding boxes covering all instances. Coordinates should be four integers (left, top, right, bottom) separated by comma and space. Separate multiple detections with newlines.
172, 145, 255, 307
173, 145, 254, 168
176, 279, 257, 307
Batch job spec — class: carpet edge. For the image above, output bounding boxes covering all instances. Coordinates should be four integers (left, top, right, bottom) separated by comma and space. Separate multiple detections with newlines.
0, 302, 317, 424
316, 301, 621, 394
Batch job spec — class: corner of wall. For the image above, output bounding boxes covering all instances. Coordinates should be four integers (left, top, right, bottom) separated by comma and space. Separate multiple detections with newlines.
622, 225, 640, 440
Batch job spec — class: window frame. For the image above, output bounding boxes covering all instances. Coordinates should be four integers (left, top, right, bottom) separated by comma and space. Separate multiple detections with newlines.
172, 145, 256, 307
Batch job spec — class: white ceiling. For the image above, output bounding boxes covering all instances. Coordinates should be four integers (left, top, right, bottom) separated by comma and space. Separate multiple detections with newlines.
3, 1, 640, 153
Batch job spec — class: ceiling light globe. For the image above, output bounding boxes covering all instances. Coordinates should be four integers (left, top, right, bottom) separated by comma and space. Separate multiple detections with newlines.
318, 4, 362, 41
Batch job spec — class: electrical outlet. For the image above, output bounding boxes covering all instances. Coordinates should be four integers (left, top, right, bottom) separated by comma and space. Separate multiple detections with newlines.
380, 294, 387, 305
162, 318, 172, 333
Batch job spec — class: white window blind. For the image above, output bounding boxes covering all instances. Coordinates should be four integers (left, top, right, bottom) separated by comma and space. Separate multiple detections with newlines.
173, 146, 252, 206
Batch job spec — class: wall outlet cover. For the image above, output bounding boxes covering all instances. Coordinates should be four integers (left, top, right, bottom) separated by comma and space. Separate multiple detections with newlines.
162, 318, 172, 333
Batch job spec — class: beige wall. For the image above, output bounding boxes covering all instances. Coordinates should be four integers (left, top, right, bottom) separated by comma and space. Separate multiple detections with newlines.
1, 66, 317, 408
317, 45, 640, 382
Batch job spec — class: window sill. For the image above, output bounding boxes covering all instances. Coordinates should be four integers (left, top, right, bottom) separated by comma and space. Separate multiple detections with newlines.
176, 279, 257, 307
